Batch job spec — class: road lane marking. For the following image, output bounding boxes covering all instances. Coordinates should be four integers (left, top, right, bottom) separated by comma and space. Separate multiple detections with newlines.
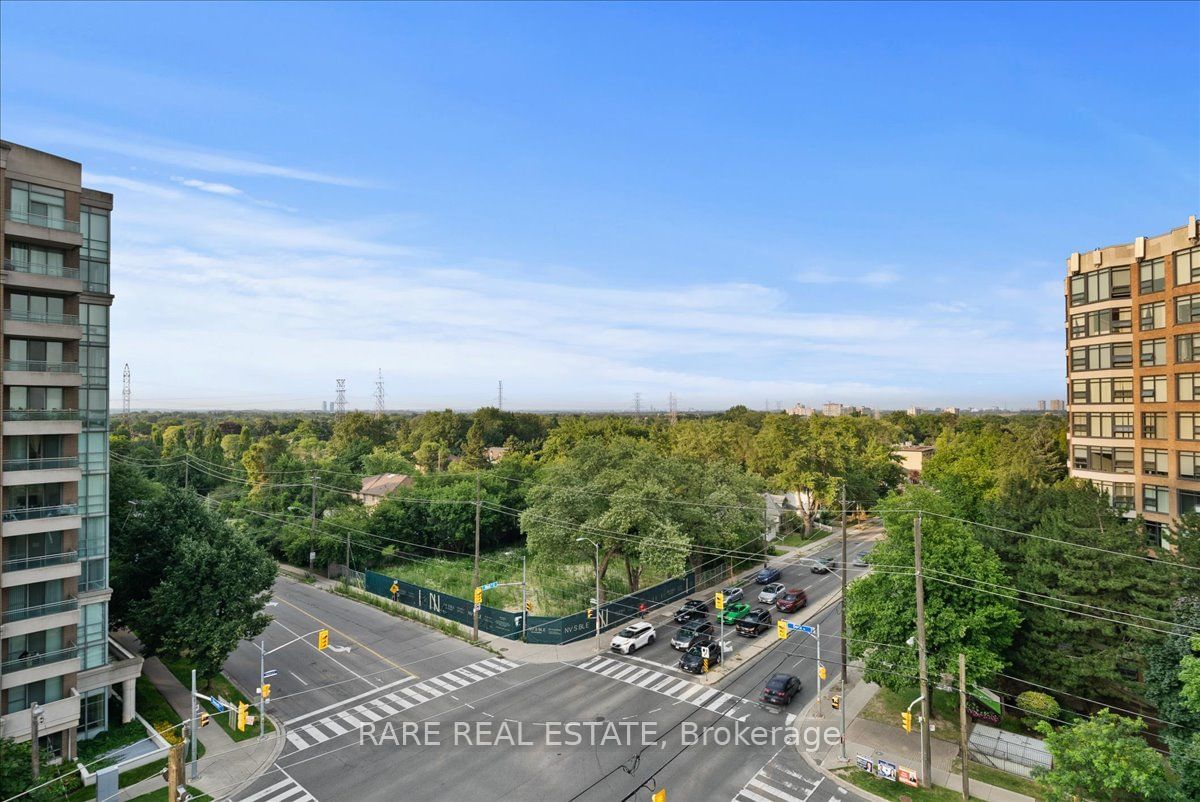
288, 671, 309, 686
284, 675, 413, 726
272, 593, 415, 678
272, 619, 378, 688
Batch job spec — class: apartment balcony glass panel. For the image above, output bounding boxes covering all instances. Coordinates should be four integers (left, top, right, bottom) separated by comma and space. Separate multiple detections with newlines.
0, 646, 78, 673
2, 598, 78, 623
2, 456, 79, 472
3, 259, 80, 280
2, 409, 81, 422
4, 360, 80, 374
5, 209, 80, 233
2, 550, 77, 572
1, 504, 79, 522
3, 309, 79, 326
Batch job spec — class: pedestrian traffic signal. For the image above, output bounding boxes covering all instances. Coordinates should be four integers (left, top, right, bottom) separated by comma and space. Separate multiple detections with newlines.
474, 587, 483, 605
777, 620, 788, 640
587, 607, 594, 620
818, 664, 827, 681
651, 789, 666, 802
200, 712, 210, 727
902, 711, 913, 733
261, 683, 271, 700
317, 629, 329, 651
237, 702, 248, 732
525, 600, 533, 613
831, 695, 841, 710
714, 591, 724, 611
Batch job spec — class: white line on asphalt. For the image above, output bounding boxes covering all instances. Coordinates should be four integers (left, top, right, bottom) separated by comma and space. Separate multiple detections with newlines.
273, 619, 378, 688
237, 778, 292, 802
284, 675, 414, 726
288, 671, 309, 686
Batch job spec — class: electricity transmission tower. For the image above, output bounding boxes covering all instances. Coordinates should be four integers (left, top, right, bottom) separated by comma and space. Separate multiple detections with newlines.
668, 392, 678, 425
335, 379, 347, 415
497, 380, 503, 410
374, 369, 385, 416
634, 392, 642, 416
122, 364, 131, 413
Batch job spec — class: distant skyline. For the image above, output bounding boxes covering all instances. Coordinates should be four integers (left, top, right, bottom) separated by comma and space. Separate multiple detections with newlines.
2, 2, 1197, 411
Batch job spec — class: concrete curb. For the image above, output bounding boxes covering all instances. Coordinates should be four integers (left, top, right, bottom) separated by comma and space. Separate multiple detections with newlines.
793, 691, 895, 802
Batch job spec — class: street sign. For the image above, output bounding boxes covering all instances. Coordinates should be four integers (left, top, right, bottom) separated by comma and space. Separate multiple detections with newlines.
481, 581, 500, 591
796, 624, 815, 635
262, 669, 278, 679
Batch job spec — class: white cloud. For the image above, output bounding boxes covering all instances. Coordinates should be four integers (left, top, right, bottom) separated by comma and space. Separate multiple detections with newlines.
172, 177, 243, 196
795, 268, 900, 286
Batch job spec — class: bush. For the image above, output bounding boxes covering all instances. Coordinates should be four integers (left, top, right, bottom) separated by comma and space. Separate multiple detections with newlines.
1016, 690, 1060, 731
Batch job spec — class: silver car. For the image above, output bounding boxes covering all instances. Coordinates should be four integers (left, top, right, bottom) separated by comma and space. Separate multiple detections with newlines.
757, 582, 786, 604
720, 586, 744, 605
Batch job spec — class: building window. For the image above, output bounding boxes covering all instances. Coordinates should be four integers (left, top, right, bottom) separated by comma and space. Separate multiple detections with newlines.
1141, 257, 1166, 293
79, 602, 107, 670
1094, 481, 1135, 511
1177, 293, 1200, 325
1072, 445, 1134, 474
1180, 490, 1200, 517
1073, 412, 1134, 438
1070, 377, 1134, 404
4, 677, 64, 715
1143, 520, 1165, 548
1181, 413, 1200, 441
1141, 375, 1167, 402
79, 688, 108, 741
1143, 449, 1169, 477
1182, 452, 1200, 479
8, 181, 66, 228
1177, 333, 1200, 363
1144, 484, 1170, 514
1174, 246, 1200, 287
1072, 343, 1134, 371
1069, 266, 1131, 306
1143, 412, 1168, 440
1141, 338, 1167, 367
1071, 307, 1133, 338
1140, 301, 1166, 331
1180, 373, 1200, 402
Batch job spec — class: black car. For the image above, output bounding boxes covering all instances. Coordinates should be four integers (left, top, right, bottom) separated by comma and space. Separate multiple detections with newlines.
754, 565, 782, 584
811, 557, 837, 574
761, 673, 801, 706
673, 599, 709, 624
735, 607, 773, 637
679, 640, 723, 674
671, 621, 715, 651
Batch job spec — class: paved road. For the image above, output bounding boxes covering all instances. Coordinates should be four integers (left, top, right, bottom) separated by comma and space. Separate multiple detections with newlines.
227, 533, 877, 802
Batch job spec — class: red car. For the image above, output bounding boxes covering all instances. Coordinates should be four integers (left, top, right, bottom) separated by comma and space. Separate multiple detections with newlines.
775, 588, 808, 613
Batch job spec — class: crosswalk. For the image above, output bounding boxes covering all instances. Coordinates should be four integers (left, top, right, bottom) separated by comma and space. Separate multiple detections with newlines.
733, 756, 830, 802
235, 771, 316, 802
576, 655, 750, 721
283, 657, 521, 753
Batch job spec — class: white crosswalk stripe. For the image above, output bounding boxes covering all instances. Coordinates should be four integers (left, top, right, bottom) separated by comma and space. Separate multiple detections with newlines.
282, 658, 521, 753
235, 773, 317, 802
575, 656, 749, 721
733, 755, 824, 802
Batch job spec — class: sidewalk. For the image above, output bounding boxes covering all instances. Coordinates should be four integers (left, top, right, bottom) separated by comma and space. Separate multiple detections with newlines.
795, 664, 1036, 802
110, 631, 284, 801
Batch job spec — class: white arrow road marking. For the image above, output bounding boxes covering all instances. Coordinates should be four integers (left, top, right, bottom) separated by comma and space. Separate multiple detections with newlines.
326, 645, 352, 653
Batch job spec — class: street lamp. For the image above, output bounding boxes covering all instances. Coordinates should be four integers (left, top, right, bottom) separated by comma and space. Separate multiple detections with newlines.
575, 537, 600, 654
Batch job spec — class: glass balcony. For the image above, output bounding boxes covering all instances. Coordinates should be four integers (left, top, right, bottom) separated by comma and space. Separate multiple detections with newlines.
2, 550, 78, 572
2, 258, 80, 280
2, 457, 80, 472
5, 209, 81, 233
4, 360, 80, 374
3, 409, 81, 422
0, 646, 78, 673
1, 504, 79, 522
1, 598, 78, 623
3, 309, 79, 326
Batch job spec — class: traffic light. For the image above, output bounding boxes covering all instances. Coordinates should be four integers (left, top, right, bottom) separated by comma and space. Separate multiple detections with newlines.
261, 683, 271, 700
200, 711, 211, 727
474, 587, 483, 605
831, 695, 841, 710
714, 591, 724, 611
818, 664, 827, 681
237, 702, 248, 732
317, 629, 329, 650
651, 789, 666, 802
587, 607, 594, 620
525, 600, 533, 613
902, 711, 913, 733
777, 620, 788, 640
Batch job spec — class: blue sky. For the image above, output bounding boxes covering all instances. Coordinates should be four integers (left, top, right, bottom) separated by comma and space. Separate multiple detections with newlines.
2, 1, 1197, 411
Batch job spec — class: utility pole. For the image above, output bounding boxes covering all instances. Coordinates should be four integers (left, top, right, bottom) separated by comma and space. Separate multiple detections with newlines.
521, 553, 528, 641
166, 741, 184, 802
839, 482, 848, 761
959, 653, 970, 801
310, 473, 318, 573
915, 513, 932, 788
258, 641, 266, 739
190, 669, 199, 780
472, 473, 481, 641
30, 704, 40, 779
816, 623, 823, 718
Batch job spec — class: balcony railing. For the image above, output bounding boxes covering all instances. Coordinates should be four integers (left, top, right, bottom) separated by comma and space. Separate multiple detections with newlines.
2, 550, 78, 572
1, 504, 78, 522
0, 646, 78, 673
5, 209, 81, 233
3, 409, 81, 422
3, 309, 79, 326
1, 598, 78, 623
3, 360, 80, 374
2, 258, 80, 280
2, 456, 80, 472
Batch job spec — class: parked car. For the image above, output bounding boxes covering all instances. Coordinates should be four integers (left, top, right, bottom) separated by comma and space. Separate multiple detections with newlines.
720, 586, 744, 605
610, 622, 656, 654
761, 673, 801, 706
673, 599, 709, 624
853, 551, 871, 567
754, 565, 782, 584
757, 582, 786, 604
671, 621, 714, 651
719, 601, 752, 624
775, 588, 808, 613
678, 640, 723, 674
811, 556, 837, 574
735, 607, 773, 637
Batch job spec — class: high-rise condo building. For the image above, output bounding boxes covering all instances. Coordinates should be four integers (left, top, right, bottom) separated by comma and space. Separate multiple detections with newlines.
1065, 216, 1200, 546
0, 141, 141, 759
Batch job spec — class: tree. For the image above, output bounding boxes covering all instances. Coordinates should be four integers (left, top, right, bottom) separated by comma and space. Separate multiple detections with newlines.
122, 489, 276, 688
844, 487, 1021, 692
1147, 599, 1200, 799
0, 739, 69, 801
1035, 709, 1179, 802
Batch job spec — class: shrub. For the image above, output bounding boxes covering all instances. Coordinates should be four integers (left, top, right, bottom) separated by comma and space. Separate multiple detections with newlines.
1016, 690, 1060, 731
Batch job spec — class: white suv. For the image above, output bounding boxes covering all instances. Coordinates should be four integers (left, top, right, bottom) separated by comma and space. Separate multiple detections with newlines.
610, 622, 656, 654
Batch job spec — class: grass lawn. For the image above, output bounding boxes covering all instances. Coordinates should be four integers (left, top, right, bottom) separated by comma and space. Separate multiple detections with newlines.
160, 657, 275, 742
859, 684, 961, 743
773, 528, 828, 548
833, 767, 988, 802
76, 719, 149, 763
951, 758, 1046, 801
127, 785, 204, 802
